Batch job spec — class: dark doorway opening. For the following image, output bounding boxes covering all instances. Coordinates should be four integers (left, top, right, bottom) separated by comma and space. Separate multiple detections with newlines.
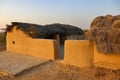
47, 34, 65, 59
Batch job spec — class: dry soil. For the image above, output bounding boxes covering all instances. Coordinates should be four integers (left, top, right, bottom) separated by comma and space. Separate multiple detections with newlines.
14, 61, 120, 80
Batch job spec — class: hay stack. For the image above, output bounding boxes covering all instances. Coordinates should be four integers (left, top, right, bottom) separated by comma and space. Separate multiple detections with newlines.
87, 14, 120, 54
90, 16, 104, 28
90, 15, 120, 28
108, 29, 120, 54
112, 20, 120, 28
86, 27, 120, 54
100, 15, 113, 27
114, 15, 120, 20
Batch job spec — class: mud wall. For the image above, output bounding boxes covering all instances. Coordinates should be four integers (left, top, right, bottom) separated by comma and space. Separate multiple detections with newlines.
94, 45, 120, 70
6, 26, 58, 60
64, 40, 94, 67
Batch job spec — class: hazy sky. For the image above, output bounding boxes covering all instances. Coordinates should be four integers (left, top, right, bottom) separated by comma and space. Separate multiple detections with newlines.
0, 0, 120, 31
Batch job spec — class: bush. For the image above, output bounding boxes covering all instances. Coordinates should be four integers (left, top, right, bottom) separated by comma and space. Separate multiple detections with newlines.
0, 32, 6, 44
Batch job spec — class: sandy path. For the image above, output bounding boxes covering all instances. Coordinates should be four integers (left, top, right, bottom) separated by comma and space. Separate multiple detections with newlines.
0, 51, 49, 75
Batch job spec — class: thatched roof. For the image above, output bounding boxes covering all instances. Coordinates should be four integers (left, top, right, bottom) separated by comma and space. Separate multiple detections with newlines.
86, 27, 120, 54
6, 22, 84, 38
90, 15, 120, 28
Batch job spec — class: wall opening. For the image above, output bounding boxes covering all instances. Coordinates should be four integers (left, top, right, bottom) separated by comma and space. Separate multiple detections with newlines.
12, 41, 15, 44
47, 34, 64, 60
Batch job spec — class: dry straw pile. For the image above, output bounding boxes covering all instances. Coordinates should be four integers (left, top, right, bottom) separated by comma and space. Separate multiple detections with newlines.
0, 71, 13, 80
112, 20, 120, 28
86, 15, 120, 54
90, 15, 120, 28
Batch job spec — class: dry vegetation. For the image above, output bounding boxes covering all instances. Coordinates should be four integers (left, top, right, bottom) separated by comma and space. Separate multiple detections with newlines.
86, 15, 120, 54
90, 15, 120, 28
0, 32, 6, 43
0, 32, 6, 51
112, 20, 120, 28
86, 27, 120, 54
0, 71, 13, 80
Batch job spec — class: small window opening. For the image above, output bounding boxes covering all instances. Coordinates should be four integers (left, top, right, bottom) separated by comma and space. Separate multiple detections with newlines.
12, 41, 15, 44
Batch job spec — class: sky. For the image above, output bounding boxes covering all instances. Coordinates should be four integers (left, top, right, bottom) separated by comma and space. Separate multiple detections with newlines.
0, 0, 120, 31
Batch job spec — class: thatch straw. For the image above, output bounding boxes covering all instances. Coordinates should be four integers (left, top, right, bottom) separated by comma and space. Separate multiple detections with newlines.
6, 22, 84, 39
86, 27, 120, 54
0, 71, 13, 80
87, 14, 120, 54
112, 20, 120, 28
90, 15, 120, 28
90, 16, 104, 28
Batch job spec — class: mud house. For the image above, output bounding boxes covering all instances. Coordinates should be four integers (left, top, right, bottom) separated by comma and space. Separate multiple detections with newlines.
6, 22, 84, 59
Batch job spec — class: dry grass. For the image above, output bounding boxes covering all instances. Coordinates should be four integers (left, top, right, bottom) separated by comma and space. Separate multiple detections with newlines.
0, 71, 13, 80
86, 27, 120, 54
87, 14, 120, 54
112, 20, 120, 28
0, 32, 6, 51
90, 15, 120, 28
0, 32, 6, 43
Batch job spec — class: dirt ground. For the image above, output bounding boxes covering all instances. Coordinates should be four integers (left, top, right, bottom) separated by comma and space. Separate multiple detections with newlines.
0, 43, 6, 51
13, 61, 120, 80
